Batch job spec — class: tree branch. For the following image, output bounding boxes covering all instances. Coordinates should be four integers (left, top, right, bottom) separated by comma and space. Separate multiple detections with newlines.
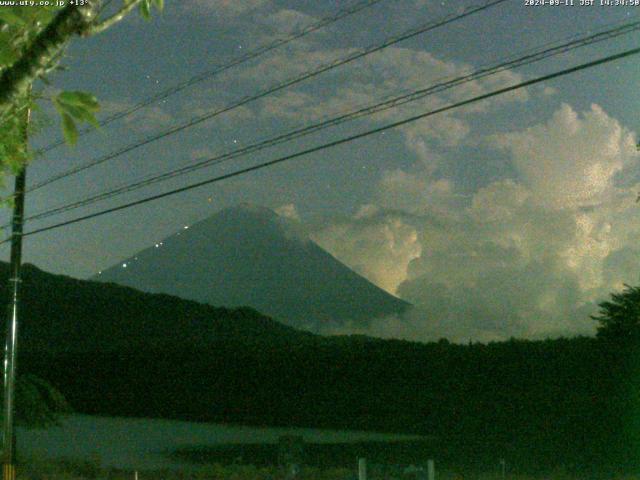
85, 0, 144, 36
0, 3, 100, 118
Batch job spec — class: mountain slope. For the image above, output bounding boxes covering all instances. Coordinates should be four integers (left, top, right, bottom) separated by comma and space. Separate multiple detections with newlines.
0, 262, 312, 353
94, 204, 410, 329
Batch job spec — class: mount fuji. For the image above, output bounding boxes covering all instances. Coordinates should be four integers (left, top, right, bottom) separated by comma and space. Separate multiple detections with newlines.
94, 204, 410, 330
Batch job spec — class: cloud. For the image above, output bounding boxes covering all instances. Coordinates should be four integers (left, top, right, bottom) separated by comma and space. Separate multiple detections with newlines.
340, 183, 598, 342
275, 203, 300, 220
244, 46, 358, 87
490, 103, 637, 209
260, 9, 319, 35
377, 169, 466, 215
183, 0, 269, 18
602, 246, 640, 291
123, 106, 174, 133
189, 101, 254, 126
311, 208, 421, 295
253, 45, 528, 167
401, 116, 471, 166
100, 100, 174, 134
315, 104, 640, 343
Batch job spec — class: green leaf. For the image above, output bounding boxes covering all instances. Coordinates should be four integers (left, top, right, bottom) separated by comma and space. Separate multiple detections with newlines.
61, 113, 78, 145
54, 91, 100, 134
0, 9, 26, 26
57, 91, 99, 111
60, 103, 99, 127
151, 0, 164, 12
0, 44, 17, 69
30, 6, 57, 25
139, 0, 152, 20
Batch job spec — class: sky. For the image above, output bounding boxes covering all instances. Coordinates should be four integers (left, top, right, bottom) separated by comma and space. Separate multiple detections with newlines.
3, 0, 640, 343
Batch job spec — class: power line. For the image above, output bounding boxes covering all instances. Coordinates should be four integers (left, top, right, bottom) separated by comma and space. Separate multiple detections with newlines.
26, 0, 508, 194
19, 16, 640, 226
36, 0, 387, 154
8, 44, 640, 244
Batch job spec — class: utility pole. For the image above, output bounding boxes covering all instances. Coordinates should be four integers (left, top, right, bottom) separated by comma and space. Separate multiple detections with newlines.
2, 99, 30, 480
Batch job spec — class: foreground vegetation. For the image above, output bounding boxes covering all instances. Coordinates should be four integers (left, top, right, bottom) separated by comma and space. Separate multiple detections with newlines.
5, 263, 640, 475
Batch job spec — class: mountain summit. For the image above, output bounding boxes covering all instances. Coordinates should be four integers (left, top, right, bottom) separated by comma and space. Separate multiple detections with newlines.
94, 205, 410, 330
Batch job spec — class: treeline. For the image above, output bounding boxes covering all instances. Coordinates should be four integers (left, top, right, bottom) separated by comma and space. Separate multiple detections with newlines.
3, 263, 640, 474
22, 337, 640, 474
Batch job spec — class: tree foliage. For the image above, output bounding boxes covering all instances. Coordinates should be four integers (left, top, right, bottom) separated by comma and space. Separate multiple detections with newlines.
0, 0, 162, 179
13, 374, 71, 427
592, 284, 640, 342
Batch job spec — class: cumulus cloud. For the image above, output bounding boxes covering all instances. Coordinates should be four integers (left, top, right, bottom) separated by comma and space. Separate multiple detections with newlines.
275, 203, 300, 220
401, 116, 470, 170
395, 191, 595, 341
317, 104, 640, 343
377, 169, 465, 215
490, 103, 637, 209
311, 208, 421, 295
